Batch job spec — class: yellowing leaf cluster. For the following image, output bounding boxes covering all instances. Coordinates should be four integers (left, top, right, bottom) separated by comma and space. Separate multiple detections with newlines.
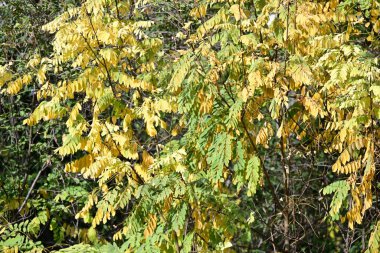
1, 0, 379, 251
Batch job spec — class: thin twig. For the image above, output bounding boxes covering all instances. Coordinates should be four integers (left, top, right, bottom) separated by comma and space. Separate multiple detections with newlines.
17, 159, 51, 214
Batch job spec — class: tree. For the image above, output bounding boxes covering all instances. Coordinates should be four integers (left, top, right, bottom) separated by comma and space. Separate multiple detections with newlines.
0, 0, 379, 252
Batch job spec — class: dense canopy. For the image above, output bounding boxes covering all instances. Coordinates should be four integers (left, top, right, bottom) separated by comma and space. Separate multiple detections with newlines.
0, 0, 379, 252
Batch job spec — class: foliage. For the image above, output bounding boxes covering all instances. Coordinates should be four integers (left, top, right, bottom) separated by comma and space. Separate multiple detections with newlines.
0, 0, 379, 252
0, 0, 94, 252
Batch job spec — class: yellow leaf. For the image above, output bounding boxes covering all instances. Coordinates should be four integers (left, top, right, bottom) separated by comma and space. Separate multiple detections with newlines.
142, 150, 154, 168
241, 87, 249, 102
230, 4, 246, 21
144, 214, 157, 238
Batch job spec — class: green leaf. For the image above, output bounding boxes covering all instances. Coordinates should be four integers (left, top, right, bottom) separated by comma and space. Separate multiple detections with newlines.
87, 227, 98, 244
246, 156, 260, 196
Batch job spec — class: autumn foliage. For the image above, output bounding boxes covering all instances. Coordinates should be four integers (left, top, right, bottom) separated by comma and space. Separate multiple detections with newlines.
0, 0, 379, 252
